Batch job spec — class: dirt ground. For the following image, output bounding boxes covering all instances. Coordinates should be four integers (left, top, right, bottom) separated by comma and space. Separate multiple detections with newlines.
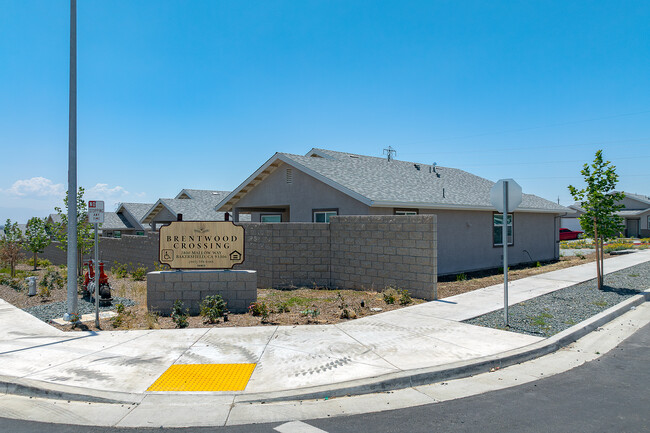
0, 252, 611, 332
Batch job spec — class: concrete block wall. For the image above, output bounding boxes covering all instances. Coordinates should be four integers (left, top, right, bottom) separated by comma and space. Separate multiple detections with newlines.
234, 222, 331, 288
147, 270, 257, 315
37, 233, 160, 271
39, 216, 438, 300
330, 215, 437, 300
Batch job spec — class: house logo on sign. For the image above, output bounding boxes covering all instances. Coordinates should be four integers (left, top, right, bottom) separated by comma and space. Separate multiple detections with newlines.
229, 250, 242, 261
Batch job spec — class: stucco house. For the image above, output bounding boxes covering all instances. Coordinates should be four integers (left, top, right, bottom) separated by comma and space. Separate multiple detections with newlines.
615, 192, 650, 238
113, 202, 154, 236
561, 192, 650, 238
216, 148, 568, 275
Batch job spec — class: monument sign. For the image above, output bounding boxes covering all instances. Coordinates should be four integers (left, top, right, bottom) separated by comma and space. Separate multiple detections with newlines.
159, 221, 245, 269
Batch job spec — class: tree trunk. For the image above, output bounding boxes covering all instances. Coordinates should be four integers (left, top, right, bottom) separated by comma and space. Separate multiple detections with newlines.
600, 236, 605, 287
33, 251, 38, 271
594, 220, 601, 290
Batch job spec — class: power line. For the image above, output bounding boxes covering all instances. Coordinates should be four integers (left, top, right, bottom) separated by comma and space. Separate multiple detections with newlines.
458, 154, 650, 168
402, 137, 649, 156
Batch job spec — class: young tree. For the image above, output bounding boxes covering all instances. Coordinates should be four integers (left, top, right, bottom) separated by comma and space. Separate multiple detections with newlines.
52, 186, 94, 275
24, 217, 52, 270
568, 150, 624, 289
1, 219, 24, 277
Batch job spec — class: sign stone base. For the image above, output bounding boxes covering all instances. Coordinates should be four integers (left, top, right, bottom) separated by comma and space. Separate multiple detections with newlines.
146, 270, 257, 316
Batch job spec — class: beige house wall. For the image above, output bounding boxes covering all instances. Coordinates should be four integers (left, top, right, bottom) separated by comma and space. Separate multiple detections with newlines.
234, 162, 371, 222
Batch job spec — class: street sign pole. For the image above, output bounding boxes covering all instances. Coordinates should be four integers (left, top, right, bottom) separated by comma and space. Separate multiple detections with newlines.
88, 200, 104, 329
490, 178, 522, 328
94, 223, 99, 328
503, 181, 509, 327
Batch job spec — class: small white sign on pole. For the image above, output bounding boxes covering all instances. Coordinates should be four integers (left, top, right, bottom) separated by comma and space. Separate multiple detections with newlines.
88, 200, 105, 224
490, 179, 522, 327
88, 200, 104, 328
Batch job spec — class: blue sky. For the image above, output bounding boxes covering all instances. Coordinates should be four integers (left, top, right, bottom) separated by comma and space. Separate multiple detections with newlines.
1, 1, 649, 222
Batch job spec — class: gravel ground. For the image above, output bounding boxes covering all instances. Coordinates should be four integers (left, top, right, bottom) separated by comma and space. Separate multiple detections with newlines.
464, 260, 650, 337
23, 296, 136, 323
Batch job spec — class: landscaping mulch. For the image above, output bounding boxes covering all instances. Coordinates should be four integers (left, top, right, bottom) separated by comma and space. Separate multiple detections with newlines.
464, 260, 650, 337
0, 251, 637, 333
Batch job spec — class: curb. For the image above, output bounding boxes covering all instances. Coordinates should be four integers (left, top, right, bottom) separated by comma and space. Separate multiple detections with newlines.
0, 375, 143, 405
235, 289, 650, 403
2, 290, 648, 405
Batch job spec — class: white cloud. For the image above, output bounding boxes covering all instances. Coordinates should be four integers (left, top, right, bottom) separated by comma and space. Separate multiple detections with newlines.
0, 178, 147, 221
86, 183, 146, 211
3, 177, 65, 197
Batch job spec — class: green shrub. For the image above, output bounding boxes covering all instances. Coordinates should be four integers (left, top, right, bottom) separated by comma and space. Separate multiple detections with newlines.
248, 301, 269, 319
1, 275, 25, 291
153, 261, 168, 271
40, 268, 65, 292
111, 262, 129, 279
38, 284, 51, 298
382, 288, 396, 304
26, 258, 52, 268
300, 308, 320, 318
275, 301, 291, 313
131, 266, 147, 281
398, 289, 412, 305
456, 273, 467, 281
200, 294, 228, 323
171, 300, 189, 328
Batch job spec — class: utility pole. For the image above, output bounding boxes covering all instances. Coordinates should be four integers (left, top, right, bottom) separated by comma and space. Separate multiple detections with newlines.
65, 0, 78, 321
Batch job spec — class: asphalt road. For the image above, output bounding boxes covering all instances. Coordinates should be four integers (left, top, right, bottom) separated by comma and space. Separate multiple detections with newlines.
2, 322, 649, 433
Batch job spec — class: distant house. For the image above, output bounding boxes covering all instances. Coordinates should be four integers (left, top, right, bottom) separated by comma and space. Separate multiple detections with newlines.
615, 192, 650, 237
562, 192, 650, 238
216, 148, 568, 275
560, 204, 584, 232
113, 202, 154, 236
141, 189, 249, 230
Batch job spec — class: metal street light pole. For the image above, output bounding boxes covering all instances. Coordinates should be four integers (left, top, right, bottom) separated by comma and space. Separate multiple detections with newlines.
65, 0, 78, 321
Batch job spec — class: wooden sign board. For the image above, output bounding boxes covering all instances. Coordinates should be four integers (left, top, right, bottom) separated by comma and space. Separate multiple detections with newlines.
159, 221, 245, 269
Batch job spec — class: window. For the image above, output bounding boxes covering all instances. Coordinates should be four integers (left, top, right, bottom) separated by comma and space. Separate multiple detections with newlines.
261, 214, 281, 223
313, 209, 338, 223
136, 231, 144, 236
493, 213, 513, 246
395, 209, 418, 215
113, 231, 122, 239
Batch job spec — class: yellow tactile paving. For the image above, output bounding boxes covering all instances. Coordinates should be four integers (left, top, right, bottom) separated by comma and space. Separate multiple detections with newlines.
147, 363, 256, 392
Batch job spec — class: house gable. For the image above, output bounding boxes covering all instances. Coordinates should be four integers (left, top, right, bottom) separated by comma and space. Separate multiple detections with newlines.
233, 161, 371, 221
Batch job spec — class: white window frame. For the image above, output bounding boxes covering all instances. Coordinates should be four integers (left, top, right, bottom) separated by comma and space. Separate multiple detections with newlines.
313, 210, 338, 223
493, 213, 513, 246
261, 214, 282, 223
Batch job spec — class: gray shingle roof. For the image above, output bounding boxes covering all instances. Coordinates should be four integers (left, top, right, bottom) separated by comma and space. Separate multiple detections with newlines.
176, 189, 230, 205
617, 209, 650, 216
274, 149, 565, 212
618, 191, 650, 207
159, 198, 226, 221
119, 203, 154, 223
47, 213, 63, 224
100, 212, 131, 230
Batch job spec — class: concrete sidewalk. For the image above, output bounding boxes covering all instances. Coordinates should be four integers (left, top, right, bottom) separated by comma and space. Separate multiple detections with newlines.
1, 251, 649, 412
